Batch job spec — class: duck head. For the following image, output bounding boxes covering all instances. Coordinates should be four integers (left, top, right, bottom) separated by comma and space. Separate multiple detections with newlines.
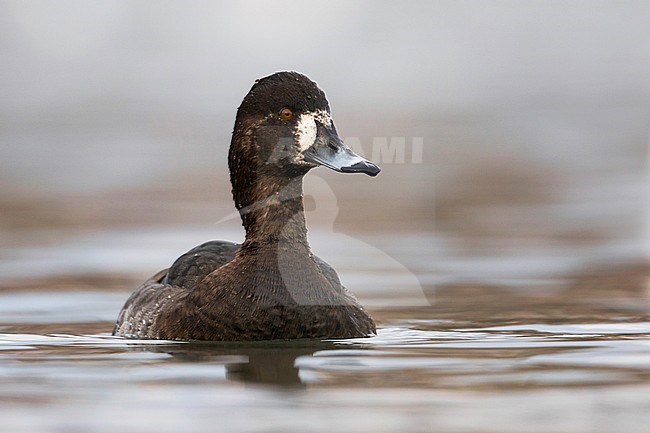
231, 71, 380, 179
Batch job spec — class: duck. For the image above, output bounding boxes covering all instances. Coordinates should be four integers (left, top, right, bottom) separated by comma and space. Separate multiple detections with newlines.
113, 71, 380, 341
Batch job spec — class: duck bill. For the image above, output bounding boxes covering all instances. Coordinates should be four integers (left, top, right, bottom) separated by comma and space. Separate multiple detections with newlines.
303, 125, 381, 177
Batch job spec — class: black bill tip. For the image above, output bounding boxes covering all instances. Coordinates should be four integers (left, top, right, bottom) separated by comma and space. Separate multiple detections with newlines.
340, 161, 381, 177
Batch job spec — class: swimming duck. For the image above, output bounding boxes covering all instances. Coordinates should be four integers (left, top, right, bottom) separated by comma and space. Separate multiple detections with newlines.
113, 71, 380, 341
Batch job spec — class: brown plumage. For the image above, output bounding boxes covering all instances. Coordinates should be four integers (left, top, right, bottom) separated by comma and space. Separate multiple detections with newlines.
113, 72, 380, 341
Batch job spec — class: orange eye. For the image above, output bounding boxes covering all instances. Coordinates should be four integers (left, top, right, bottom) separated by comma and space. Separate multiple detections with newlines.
280, 108, 293, 120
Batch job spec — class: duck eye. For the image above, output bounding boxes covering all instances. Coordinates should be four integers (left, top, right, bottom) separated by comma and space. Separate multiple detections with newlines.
279, 108, 293, 120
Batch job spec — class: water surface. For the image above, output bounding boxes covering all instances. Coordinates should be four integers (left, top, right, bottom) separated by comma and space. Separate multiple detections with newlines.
1, 226, 650, 432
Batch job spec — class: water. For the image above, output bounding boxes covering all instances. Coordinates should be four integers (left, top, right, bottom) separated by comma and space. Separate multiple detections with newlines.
2, 309, 650, 432
2, 225, 650, 432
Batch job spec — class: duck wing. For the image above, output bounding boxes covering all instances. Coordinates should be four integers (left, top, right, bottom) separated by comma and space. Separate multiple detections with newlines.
162, 240, 239, 289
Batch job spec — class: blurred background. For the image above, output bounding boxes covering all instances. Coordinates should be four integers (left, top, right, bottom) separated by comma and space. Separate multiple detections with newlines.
0, 0, 649, 302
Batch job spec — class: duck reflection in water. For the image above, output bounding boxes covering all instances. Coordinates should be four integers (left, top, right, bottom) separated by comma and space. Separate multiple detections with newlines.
144, 340, 344, 387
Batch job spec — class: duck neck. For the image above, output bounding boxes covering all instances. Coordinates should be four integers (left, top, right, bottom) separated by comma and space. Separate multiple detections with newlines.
233, 170, 310, 250
229, 118, 313, 252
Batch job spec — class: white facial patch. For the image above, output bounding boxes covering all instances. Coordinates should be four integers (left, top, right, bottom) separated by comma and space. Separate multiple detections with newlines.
295, 110, 332, 152
295, 113, 317, 152
313, 109, 332, 127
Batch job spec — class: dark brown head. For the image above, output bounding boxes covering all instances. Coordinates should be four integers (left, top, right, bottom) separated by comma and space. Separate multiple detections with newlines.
229, 72, 380, 208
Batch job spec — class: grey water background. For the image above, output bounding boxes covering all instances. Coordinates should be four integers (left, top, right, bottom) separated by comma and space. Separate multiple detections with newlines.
1, 2, 650, 432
